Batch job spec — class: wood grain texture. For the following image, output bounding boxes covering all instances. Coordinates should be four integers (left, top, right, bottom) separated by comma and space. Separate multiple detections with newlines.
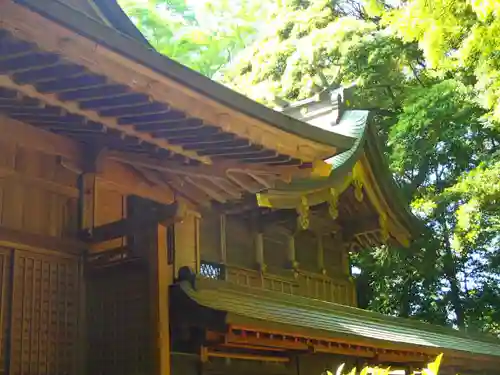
9, 249, 80, 375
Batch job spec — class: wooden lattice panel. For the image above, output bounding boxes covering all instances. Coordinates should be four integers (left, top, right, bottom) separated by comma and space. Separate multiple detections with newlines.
9, 250, 80, 375
87, 264, 152, 375
0, 248, 11, 375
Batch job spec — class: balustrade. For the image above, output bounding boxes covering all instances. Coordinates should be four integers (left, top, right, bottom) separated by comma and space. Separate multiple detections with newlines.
198, 260, 356, 306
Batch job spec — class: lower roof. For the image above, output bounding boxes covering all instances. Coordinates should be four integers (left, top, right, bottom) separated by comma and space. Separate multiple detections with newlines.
176, 278, 500, 360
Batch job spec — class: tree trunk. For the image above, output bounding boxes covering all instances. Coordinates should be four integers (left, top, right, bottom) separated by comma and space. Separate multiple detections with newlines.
440, 217, 466, 328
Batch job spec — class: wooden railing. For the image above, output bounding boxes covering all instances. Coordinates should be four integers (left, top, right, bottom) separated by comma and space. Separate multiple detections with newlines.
294, 269, 356, 306
198, 261, 357, 306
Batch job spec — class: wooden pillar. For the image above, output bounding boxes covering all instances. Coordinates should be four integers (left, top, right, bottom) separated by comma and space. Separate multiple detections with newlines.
149, 224, 173, 375
341, 244, 350, 276
317, 233, 325, 272
77, 171, 96, 375
80, 173, 96, 233
287, 233, 298, 269
255, 232, 265, 270
220, 214, 227, 263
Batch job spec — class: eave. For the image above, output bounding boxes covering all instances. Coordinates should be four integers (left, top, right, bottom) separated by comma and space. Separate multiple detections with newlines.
0, 0, 359, 206
257, 93, 421, 248
172, 277, 500, 373
5, 0, 355, 162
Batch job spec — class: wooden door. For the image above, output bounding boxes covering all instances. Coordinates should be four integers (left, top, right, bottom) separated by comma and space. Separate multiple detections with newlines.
0, 247, 81, 375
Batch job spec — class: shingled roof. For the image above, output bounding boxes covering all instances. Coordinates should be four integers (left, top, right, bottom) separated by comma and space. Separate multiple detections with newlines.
258, 86, 421, 247
175, 278, 500, 360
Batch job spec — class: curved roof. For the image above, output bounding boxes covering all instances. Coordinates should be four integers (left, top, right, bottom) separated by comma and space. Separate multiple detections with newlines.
13, 0, 355, 155
175, 277, 500, 360
272, 109, 370, 192
258, 90, 422, 242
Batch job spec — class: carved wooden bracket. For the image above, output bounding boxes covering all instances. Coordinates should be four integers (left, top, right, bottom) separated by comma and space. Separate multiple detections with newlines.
327, 187, 339, 220
296, 196, 310, 230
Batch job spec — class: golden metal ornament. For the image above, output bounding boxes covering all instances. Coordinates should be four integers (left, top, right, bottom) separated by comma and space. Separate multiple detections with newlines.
296, 196, 310, 230
353, 178, 364, 202
379, 213, 389, 243
328, 188, 339, 220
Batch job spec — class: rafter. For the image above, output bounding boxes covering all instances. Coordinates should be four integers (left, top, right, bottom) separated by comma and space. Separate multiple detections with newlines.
0, 74, 212, 164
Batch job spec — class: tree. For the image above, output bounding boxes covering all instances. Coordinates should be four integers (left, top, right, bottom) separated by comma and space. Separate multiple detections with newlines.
221, 0, 500, 331
119, 0, 270, 76
120, 0, 500, 333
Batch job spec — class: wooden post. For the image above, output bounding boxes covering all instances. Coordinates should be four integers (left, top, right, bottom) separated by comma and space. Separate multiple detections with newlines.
341, 243, 350, 276
287, 233, 297, 269
149, 224, 172, 375
255, 232, 265, 270
220, 214, 227, 263
77, 171, 96, 375
317, 233, 325, 272
80, 173, 96, 233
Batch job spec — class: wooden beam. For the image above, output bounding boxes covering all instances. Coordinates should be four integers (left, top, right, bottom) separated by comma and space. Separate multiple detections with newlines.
81, 206, 178, 244
98, 159, 174, 205
0, 2, 337, 161
149, 224, 173, 375
0, 114, 177, 205
0, 165, 79, 197
0, 74, 212, 164
0, 114, 80, 161
107, 150, 296, 184
0, 225, 85, 255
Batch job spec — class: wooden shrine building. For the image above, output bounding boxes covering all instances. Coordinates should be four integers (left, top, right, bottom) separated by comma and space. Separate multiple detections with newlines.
0, 1, 497, 375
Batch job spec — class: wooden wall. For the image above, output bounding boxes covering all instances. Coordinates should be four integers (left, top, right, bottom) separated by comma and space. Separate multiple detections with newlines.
0, 134, 84, 375
86, 263, 152, 375
202, 357, 297, 375
198, 212, 356, 305
323, 233, 347, 276
0, 142, 79, 239
174, 211, 200, 277
92, 183, 127, 252
295, 230, 318, 272
263, 230, 288, 271
225, 216, 254, 269
199, 212, 221, 264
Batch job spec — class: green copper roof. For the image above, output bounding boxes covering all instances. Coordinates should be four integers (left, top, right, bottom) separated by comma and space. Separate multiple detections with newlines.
265, 90, 423, 238
274, 109, 370, 192
179, 278, 500, 358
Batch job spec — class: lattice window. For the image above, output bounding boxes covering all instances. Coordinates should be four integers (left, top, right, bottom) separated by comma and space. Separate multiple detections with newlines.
199, 261, 224, 280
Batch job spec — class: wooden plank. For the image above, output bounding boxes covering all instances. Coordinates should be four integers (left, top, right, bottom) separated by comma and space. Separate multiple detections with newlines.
149, 224, 172, 375
79, 173, 96, 233
0, 166, 79, 198
82, 208, 178, 244
0, 225, 84, 255
93, 183, 126, 250
98, 159, 174, 205
2, 179, 24, 230
0, 115, 80, 162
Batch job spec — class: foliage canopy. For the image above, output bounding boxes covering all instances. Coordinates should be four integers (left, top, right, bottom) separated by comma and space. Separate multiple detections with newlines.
121, 0, 500, 334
